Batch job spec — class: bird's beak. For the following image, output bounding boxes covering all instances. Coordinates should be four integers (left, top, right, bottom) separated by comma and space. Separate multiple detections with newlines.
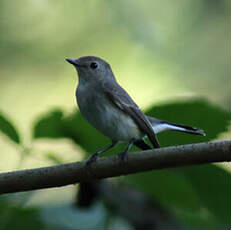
66, 58, 79, 66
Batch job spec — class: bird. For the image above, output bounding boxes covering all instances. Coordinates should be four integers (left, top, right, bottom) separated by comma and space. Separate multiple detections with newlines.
66, 56, 205, 164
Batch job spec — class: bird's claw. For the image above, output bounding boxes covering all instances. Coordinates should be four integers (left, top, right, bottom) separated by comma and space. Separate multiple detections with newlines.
85, 154, 98, 168
118, 152, 128, 162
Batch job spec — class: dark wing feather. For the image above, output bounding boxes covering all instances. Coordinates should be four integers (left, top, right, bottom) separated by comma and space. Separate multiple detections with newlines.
134, 140, 151, 150
103, 81, 160, 148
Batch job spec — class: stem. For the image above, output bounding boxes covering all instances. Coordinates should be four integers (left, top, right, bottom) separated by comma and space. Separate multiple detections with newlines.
0, 140, 230, 195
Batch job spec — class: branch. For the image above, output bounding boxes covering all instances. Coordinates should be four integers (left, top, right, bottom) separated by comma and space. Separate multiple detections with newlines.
0, 140, 230, 195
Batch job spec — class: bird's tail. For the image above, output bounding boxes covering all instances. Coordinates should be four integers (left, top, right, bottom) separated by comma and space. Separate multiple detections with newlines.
147, 116, 205, 136
162, 121, 206, 136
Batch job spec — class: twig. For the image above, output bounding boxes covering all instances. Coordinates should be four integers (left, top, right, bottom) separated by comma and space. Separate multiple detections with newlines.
0, 140, 230, 195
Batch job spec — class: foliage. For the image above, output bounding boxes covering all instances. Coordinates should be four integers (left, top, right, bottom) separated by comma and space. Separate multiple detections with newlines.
0, 0, 231, 229
1, 98, 230, 229
0, 113, 21, 144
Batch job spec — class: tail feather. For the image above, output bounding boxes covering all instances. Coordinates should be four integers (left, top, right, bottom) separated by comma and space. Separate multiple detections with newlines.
163, 121, 206, 136
147, 116, 205, 136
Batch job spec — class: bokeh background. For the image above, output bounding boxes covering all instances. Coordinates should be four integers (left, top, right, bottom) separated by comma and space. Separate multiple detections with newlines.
0, 0, 231, 229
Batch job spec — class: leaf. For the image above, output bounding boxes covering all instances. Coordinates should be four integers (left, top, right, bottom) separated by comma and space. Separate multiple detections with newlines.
125, 98, 231, 227
32, 99, 231, 227
33, 110, 66, 139
145, 98, 231, 146
63, 111, 118, 156
126, 170, 201, 211
176, 164, 231, 225
33, 109, 124, 158
3, 207, 44, 230
0, 196, 44, 230
0, 112, 21, 144
45, 152, 64, 164
126, 169, 219, 228
33, 98, 231, 159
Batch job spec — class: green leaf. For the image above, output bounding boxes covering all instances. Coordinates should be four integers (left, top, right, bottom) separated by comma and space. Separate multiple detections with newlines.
33, 98, 231, 160
176, 164, 231, 225
145, 98, 231, 146
126, 169, 219, 228
125, 98, 231, 227
126, 170, 200, 211
33, 109, 122, 158
63, 111, 118, 156
33, 109, 66, 139
32, 99, 231, 227
0, 196, 44, 230
45, 152, 64, 164
0, 112, 21, 144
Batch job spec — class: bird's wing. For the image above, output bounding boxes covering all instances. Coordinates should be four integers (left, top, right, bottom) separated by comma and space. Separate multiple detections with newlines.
103, 81, 160, 148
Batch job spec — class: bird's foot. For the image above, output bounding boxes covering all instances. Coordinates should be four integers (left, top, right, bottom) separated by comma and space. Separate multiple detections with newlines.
118, 151, 128, 163
85, 153, 98, 168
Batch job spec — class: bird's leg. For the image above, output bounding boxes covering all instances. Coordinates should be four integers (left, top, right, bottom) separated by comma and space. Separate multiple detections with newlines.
151, 134, 160, 148
86, 142, 117, 166
119, 139, 135, 162
134, 139, 151, 150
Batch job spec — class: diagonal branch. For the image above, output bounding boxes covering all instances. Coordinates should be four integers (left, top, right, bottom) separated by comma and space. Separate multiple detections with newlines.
0, 140, 231, 195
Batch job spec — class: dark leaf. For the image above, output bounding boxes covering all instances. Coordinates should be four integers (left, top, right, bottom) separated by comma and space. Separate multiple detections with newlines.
63, 111, 117, 156
126, 98, 231, 227
146, 98, 231, 147
0, 112, 20, 144
176, 164, 231, 225
33, 110, 66, 139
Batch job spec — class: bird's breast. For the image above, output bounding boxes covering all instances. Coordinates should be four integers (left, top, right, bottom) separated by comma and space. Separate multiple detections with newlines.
76, 84, 143, 141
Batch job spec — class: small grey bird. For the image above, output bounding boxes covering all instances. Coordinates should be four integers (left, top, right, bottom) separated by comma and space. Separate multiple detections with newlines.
66, 56, 205, 164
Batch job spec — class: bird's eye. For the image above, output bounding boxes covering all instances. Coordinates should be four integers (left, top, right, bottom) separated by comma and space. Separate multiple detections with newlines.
90, 62, 98, 69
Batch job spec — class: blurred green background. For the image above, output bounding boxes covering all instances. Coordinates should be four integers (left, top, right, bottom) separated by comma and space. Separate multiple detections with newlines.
0, 0, 231, 229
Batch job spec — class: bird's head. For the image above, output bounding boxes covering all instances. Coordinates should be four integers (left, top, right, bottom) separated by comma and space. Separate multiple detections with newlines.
66, 56, 115, 83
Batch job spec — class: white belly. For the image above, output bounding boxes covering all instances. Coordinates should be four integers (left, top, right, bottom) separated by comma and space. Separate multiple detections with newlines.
99, 104, 143, 141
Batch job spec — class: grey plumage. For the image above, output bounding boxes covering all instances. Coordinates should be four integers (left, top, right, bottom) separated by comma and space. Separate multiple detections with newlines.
66, 56, 205, 163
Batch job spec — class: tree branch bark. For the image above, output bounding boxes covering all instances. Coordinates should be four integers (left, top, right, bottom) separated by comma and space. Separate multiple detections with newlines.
0, 140, 230, 195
